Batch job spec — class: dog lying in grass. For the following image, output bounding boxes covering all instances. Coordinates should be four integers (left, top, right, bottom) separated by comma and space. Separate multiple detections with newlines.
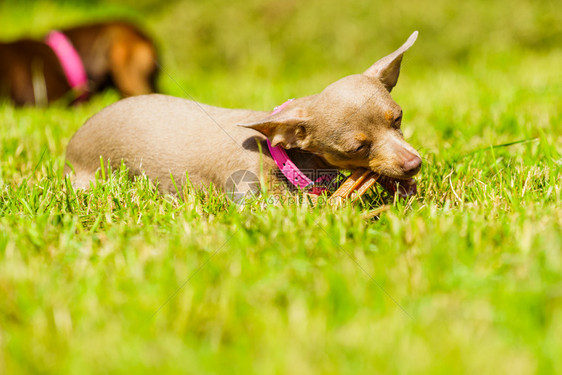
0, 21, 159, 106
64, 32, 421, 199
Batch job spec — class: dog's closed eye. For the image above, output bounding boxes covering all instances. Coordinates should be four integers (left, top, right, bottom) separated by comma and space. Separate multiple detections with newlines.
393, 112, 403, 128
347, 143, 369, 154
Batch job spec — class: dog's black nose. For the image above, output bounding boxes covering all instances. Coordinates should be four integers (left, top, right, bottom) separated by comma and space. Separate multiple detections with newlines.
402, 154, 422, 174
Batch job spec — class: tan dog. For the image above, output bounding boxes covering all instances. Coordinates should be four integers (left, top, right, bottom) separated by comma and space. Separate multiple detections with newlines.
65, 32, 421, 197
0, 21, 158, 106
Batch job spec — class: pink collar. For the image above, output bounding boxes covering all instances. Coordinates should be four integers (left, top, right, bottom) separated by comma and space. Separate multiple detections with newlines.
267, 99, 335, 195
45, 31, 89, 100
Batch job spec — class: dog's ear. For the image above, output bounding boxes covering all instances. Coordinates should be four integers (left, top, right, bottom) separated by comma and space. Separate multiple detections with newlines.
364, 31, 418, 92
238, 109, 311, 149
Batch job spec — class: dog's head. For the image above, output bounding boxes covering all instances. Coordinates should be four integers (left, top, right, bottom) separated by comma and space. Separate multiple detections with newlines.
240, 32, 421, 186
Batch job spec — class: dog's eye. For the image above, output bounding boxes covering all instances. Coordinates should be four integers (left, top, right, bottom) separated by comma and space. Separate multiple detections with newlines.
394, 115, 402, 128
349, 144, 367, 154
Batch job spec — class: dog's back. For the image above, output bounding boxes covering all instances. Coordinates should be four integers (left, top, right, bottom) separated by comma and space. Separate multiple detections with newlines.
0, 20, 158, 106
0, 40, 70, 105
64, 94, 269, 193
63, 21, 159, 97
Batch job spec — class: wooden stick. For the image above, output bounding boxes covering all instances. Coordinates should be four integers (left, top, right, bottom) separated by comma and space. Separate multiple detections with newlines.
330, 168, 370, 199
329, 168, 379, 204
350, 172, 380, 201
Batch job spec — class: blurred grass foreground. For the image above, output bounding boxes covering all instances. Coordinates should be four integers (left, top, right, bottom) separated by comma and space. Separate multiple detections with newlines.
1, 0, 561, 374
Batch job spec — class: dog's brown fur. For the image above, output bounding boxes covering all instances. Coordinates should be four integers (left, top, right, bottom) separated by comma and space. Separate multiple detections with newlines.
0, 21, 159, 106
65, 32, 421, 195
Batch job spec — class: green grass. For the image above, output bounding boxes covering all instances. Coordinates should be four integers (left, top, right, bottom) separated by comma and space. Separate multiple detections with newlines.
1, 0, 562, 374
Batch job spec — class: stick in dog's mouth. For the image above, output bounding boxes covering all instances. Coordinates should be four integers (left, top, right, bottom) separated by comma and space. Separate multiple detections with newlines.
330, 168, 417, 202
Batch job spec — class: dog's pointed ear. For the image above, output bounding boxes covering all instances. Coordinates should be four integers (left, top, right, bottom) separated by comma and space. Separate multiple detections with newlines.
238, 108, 311, 149
364, 31, 418, 92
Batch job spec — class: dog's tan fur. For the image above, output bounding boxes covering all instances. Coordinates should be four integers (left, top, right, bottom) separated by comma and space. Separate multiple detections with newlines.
64, 32, 421, 194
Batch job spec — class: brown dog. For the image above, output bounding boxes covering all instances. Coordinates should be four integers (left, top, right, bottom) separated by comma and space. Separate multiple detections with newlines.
0, 21, 159, 106
65, 32, 421, 198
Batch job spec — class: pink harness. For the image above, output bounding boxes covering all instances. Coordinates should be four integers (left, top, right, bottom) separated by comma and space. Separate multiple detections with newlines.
266, 100, 336, 195
45, 31, 89, 101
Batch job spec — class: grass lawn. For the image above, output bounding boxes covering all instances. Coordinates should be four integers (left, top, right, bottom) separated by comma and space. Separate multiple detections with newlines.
1, 0, 561, 374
